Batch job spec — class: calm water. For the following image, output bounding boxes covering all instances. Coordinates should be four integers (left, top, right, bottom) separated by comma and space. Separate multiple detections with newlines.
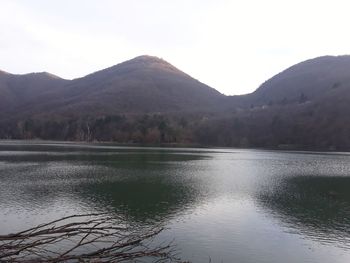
1, 141, 350, 262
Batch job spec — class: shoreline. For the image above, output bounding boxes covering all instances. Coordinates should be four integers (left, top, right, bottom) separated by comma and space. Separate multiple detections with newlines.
0, 139, 348, 154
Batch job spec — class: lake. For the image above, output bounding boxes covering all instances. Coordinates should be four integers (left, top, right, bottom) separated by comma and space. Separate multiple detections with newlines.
1, 141, 350, 262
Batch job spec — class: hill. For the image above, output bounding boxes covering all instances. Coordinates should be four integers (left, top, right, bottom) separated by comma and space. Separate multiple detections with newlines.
249, 55, 350, 106
0, 71, 68, 117
4, 56, 226, 120
199, 56, 350, 150
1, 55, 350, 150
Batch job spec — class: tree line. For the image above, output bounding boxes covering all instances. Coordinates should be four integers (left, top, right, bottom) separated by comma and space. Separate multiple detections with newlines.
1, 102, 350, 150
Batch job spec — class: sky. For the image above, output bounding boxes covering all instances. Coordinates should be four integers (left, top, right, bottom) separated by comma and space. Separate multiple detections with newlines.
1, 0, 350, 95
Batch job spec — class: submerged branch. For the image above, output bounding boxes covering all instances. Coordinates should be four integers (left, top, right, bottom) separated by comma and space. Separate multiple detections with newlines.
0, 213, 182, 262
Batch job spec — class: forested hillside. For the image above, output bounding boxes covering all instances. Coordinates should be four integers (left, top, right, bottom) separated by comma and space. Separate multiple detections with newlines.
1, 55, 350, 150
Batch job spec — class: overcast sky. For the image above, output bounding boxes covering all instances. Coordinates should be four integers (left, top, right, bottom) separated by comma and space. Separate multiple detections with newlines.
1, 0, 350, 95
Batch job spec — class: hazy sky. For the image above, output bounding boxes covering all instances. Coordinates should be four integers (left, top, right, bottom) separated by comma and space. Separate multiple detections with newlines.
1, 0, 350, 95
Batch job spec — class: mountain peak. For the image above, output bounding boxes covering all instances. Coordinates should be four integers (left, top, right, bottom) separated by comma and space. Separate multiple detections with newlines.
123, 55, 172, 67
0, 69, 63, 79
0, 69, 10, 75
33, 54, 224, 115
84, 55, 184, 80
27, 71, 63, 79
132, 55, 163, 61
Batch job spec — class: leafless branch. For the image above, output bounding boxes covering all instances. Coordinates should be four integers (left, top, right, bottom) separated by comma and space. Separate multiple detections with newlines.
0, 213, 183, 262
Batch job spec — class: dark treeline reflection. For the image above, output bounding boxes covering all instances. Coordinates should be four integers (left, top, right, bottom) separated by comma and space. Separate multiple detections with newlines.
78, 177, 199, 224
258, 176, 350, 246
75, 150, 208, 224
0, 147, 209, 226
2, 143, 350, 262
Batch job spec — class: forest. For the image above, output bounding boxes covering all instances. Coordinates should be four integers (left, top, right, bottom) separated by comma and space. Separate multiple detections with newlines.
1, 99, 349, 151
2, 55, 350, 150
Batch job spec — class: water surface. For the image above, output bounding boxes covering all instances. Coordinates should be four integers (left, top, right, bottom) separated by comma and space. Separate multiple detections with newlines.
1, 141, 350, 262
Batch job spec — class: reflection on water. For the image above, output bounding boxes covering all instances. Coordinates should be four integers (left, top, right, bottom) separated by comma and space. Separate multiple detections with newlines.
258, 176, 350, 247
77, 161, 204, 223
0, 146, 209, 231
1, 142, 350, 262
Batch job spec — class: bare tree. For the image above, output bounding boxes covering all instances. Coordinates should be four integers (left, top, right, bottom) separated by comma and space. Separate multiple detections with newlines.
0, 213, 183, 262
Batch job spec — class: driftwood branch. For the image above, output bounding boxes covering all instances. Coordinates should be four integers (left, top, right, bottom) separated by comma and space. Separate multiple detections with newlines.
0, 213, 182, 262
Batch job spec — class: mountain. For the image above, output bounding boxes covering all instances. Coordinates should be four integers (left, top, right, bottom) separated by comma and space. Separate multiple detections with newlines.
59, 55, 225, 114
4, 56, 226, 120
0, 71, 68, 117
198, 55, 350, 150
249, 55, 350, 106
2, 54, 350, 150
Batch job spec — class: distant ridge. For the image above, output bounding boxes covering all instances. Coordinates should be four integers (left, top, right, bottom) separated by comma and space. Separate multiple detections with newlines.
2, 55, 226, 119
2, 54, 350, 150
24, 72, 64, 79
0, 69, 9, 75
0, 70, 68, 115
250, 55, 350, 106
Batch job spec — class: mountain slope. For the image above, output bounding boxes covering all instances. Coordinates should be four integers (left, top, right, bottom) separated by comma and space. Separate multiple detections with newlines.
21, 56, 226, 118
249, 55, 350, 106
2, 54, 350, 149
197, 55, 350, 150
0, 72, 68, 116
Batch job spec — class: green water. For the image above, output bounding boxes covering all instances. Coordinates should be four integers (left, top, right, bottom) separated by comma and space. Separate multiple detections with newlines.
1, 141, 350, 262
